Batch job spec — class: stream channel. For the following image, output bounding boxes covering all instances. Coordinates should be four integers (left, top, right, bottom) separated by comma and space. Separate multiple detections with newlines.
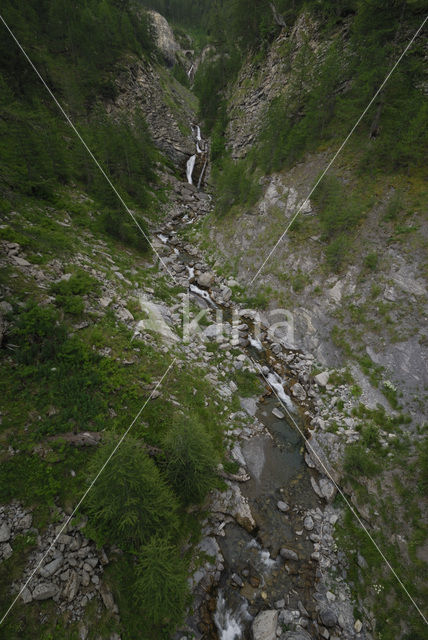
158, 125, 327, 640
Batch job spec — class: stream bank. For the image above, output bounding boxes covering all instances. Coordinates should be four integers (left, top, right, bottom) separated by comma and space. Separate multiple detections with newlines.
150, 128, 366, 640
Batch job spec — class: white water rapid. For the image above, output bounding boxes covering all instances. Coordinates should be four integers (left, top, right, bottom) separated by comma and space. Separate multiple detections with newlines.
267, 371, 296, 412
214, 592, 250, 640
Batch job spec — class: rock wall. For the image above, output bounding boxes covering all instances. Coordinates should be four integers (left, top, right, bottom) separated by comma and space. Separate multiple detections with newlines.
225, 13, 323, 158
106, 58, 196, 168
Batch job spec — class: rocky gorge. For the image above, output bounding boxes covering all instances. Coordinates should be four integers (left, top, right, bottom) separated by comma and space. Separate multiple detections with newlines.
0, 4, 426, 640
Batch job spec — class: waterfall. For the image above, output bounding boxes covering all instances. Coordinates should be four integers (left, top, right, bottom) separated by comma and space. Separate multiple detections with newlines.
187, 123, 207, 188
186, 154, 196, 184
214, 591, 250, 640
187, 63, 194, 79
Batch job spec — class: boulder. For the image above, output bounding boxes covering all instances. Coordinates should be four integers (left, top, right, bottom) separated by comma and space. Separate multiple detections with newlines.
310, 476, 336, 502
272, 408, 285, 419
314, 371, 330, 387
32, 582, 58, 601
252, 610, 278, 640
0, 523, 11, 542
203, 324, 222, 340
319, 607, 338, 628
20, 587, 32, 604
63, 570, 80, 602
277, 501, 289, 513
282, 632, 313, 640
280, 548, 298, 561
197, 271, 215, 288
210, 482, 256, 532
40, 552, 63, 577
12, 256, 31, 267
100, 583, 116, 610
305, 432, 343, 483
0, 301, 12, 314
292, 382, 307, 401
303, 515, 314, 531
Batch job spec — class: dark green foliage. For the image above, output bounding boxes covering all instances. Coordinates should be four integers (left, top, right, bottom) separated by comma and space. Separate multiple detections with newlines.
344, 443, 381, 478
234, 369, 263, 397
50, 270, 99, 315
172, 62, 189, 87
10, 305, 67, 365
0, 1, 157, 250
213, 156, 262, 216
311, 174, 367, 271
162, 416, 217, 504
325, 234, 353, 271
255, 1, 427, 174
193, 53, 240, 134
100, 208, 150, 252
0, 455, 62, 506
84, 435, 179, 550
364, 252, 379, 271
134, 536, 189, 632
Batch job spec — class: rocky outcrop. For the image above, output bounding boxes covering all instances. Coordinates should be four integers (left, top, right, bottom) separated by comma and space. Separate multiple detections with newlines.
210, 482, 256, 532
107, 59, 195, 167
226, 13, 322, 158
148, 10, 180, 66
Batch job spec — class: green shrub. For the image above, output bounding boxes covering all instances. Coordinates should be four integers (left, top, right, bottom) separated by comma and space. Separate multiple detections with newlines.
364, 252, 379, 271
50, 270, 99, 316
162, 417, 217, 504
344, 443, 380, 478
384, 191, 404, 221
85, 435, 179, 550
312, 175, 366, 239
134, 536, 189, 633
234, 369, 263, 398
100, 208, 150, 253
361, 423, 380, 448
213, 155, 261, 217
11, 304, 67, 364
325, 234, 353, 271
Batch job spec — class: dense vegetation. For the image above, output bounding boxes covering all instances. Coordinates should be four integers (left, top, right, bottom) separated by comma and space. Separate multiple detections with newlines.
256, 1, 428, 174
0, 242, 224, 638
0, 0, 159, 250
189, 0, 427, 269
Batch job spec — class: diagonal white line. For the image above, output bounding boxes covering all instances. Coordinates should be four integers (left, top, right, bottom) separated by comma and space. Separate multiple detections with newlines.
250, 14, 428, 284
252, 357, 428, 625
0, 13, 178, 285
0, 358, 176, 626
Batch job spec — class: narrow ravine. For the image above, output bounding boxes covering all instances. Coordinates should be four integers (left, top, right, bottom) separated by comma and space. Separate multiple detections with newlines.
150, 125, 359, 640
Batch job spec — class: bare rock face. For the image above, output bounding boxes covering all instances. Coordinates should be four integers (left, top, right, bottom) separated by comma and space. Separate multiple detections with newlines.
108, 60, 195, 167
147, 10, 180, 66
252, 610, 278, 640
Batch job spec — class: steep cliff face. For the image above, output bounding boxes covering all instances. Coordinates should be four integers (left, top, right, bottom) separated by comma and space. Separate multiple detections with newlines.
196, 14, 428, 420
226, 13, 323, 158
106, 56, 196, 168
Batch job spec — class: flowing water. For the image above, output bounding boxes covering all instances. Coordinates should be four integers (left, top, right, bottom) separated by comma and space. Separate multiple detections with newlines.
171, 125, 322, 638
